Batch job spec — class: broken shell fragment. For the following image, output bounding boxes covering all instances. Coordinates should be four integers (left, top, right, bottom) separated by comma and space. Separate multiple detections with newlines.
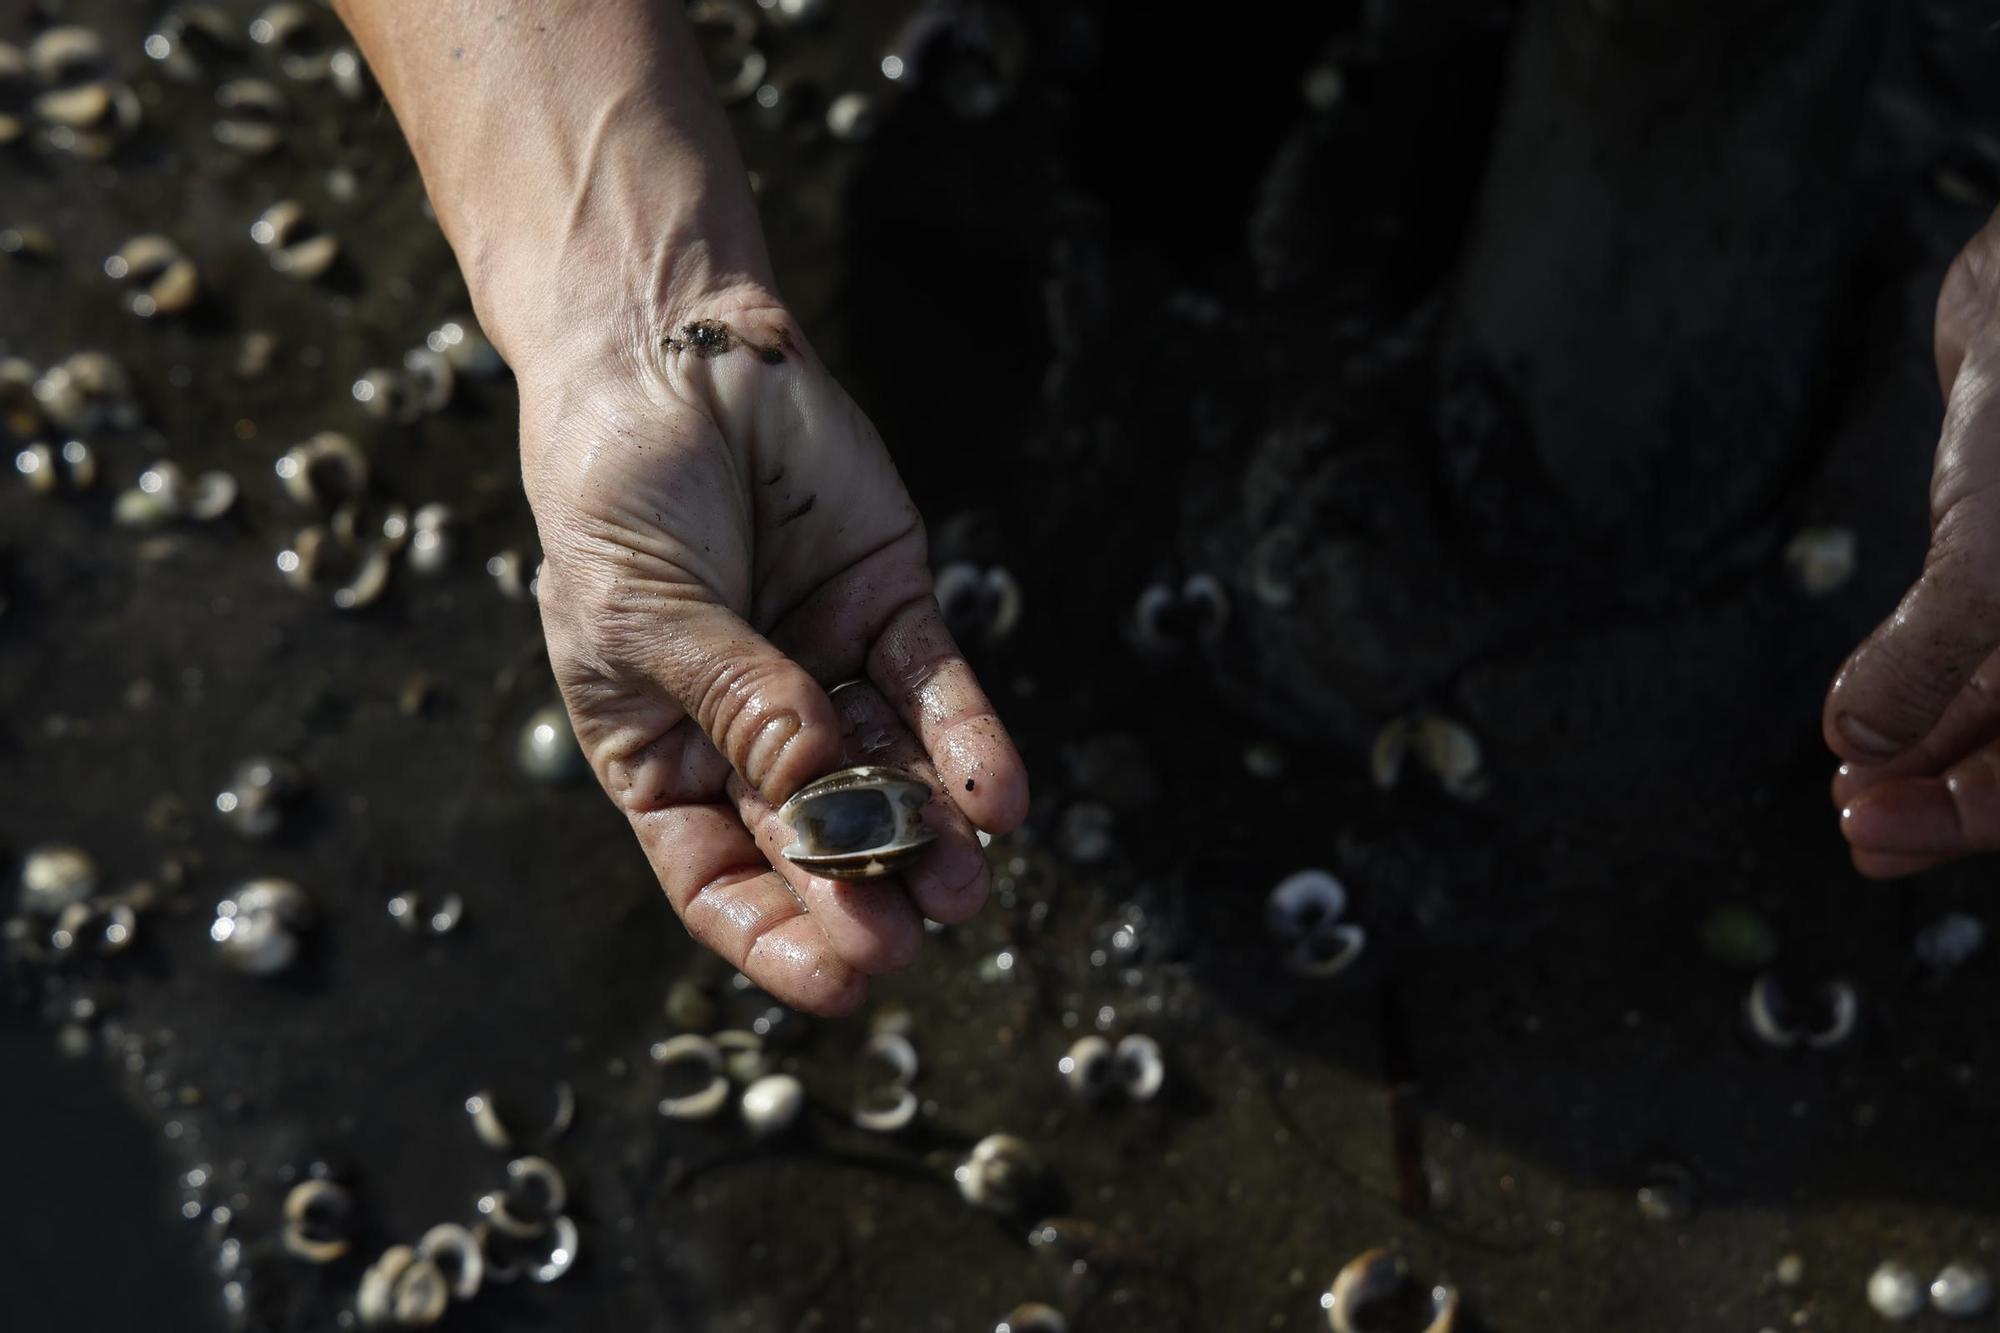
955, 1133, 1044, 1214
146, 6, 245, 82
1324, 1249, 1457, 1333
414, 1223, 484, 1302
1112, 1034, 1164, 1101
1130, 573, 1230, 654
39, 351, 135, 434
826, 90, 878, 140
30, 28, 140, 157
688, 0, 766, 103
1744, 974, 1859, 1051
252, 200, 339, 279
935, 560, 1023, 643
1266, 869, 1347, 937
488, 548, 534, 601
1059, 1036, 1113, 1100
524, 1214, 578, 1284
389, 1258, 449, 1326
277, 431, 368, 508
777, 765, 935, 880
357, 1246, 416, 1327
18, 440, 98, 494
1266, 869, 1366, 979
408, 503, 453, 574
210, 877, 313, 976
281, 1178, 353, 1263
49, 898, 136, 956
214, 77, 286, 155
1372, 713, 1486, 800
214, 756, 302, 838
105, 235, 199, 318
251, 2, 342, 81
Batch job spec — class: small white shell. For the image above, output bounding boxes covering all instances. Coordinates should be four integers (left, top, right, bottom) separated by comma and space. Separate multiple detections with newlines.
1113, 1034, 1164, 1102
1287, 924, 1367, 979
19, 844, 97, 915
517, 703, 586, 784
465, 1091, 512, 1152
1372, 719, 1412, 788
1266, 870, 1347, 939
1869, 1260, 1925, 1322
1413, 715, 1485, 800
1058, 1035, 1113, 1100
741, 1072, 804, 1136
1743, 974, 1797, 1049
826, 91, 878, 140
954, 1133, 1041, 1213
1802, 980, 1859, 1050
934, 561, 1023, 642
276, 431, 367, 508
1326, 1248, 1405, 1333
332, 545, 393, 611
504, 1156, 568, 1220
209, 878, 312, 976
1932, 1260, 1994, 1318
861, 1031, 919, 1084
1325, 1252, 1456, 1333
280, 1179, 352, 1263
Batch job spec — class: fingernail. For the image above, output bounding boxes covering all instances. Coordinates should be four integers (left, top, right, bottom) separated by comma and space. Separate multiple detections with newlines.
1836, 713, 1901, 759
745, 713, 802, 791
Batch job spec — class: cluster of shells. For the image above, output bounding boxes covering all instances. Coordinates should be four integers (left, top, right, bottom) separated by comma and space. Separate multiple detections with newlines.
276, 1153, 579, 1328
4, 843, 147, 965
1868, 1257, 1993, 1322
687, 0, 1026, 144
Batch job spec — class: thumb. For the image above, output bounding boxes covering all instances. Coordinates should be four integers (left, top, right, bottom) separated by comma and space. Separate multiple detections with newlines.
649, 600, 843, 803
1825, 325, 2000, 763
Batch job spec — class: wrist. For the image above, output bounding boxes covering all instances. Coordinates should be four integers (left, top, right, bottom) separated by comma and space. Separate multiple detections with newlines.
337, 1, 773, 376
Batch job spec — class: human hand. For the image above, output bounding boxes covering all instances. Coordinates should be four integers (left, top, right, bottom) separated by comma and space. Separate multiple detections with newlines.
521, 285, 1028, 1013
1826, 205, 2000, 876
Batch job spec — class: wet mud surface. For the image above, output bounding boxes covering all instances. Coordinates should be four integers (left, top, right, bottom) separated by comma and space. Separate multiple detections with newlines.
9, 2, 2000, 1331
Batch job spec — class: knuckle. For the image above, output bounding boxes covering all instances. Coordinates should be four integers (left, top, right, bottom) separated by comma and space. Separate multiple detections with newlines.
693, 653, 794, 762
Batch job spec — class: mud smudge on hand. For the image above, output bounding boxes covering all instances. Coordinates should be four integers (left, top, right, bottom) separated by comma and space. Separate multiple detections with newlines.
661, 320, 793, 364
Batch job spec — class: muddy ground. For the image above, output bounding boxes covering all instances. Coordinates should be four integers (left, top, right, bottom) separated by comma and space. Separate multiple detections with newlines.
7, 1, 2000, 1331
